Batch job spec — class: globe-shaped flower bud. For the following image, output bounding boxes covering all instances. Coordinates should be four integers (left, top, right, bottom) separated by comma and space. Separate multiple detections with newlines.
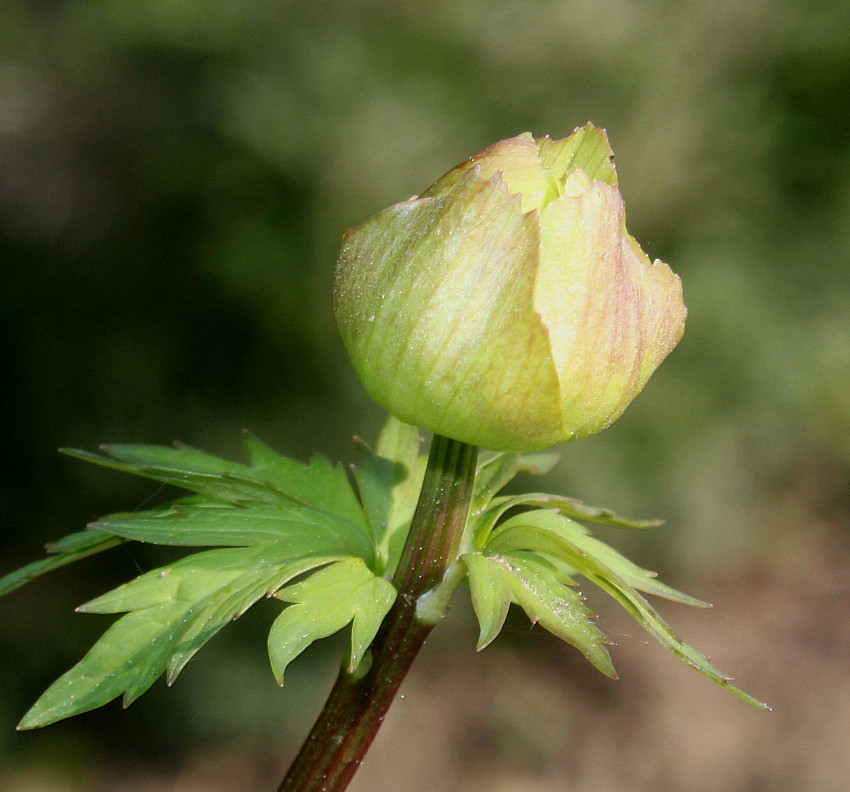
334, 124, 686, 452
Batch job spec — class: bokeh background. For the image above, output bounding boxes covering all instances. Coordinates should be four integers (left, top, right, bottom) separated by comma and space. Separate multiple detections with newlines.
2, 1, 849, 790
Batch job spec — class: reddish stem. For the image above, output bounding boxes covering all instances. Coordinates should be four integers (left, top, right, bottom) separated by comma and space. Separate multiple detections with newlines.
276, 434, 478, 792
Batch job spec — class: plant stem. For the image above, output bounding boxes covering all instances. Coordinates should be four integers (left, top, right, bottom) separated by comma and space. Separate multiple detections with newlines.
276, 434, 478, 792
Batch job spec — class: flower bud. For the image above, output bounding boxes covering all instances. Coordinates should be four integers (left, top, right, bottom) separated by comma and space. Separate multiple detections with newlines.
334, 124, 686, 452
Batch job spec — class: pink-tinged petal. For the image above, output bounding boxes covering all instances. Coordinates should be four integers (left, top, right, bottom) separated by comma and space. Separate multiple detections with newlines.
534, 175, 686, 438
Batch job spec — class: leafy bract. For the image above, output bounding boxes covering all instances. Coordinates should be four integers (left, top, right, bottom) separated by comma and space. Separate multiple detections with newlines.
470, 508, 766, 708
268, 558, 396, 683
352, 419, 425, 575
463, 550, 614, 676
7, 421, 424, 729
0, 531, 125, 598
2, 418, 765, 730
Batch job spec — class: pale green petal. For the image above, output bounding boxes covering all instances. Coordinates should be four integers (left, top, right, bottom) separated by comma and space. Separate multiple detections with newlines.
336, 168, 563, 451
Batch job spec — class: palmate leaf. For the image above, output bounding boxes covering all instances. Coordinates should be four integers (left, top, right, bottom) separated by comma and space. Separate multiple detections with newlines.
18, 543, 354, 729
63, 436, 370, 533
8, 422, 424, 730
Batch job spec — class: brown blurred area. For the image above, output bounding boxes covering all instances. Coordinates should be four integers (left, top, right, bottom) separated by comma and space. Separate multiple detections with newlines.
2, 0, 849, 789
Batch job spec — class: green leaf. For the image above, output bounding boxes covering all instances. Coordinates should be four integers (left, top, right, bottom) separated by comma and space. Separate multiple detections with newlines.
516, 452, 560, 475
20, 593, 205, 730
464, 453, 528, 553
92, 502, 372, 561
556, 526, 705, 605
44, 530, 124, 554
78, 537, 365, 681
484, 510, 767, 707
0, 531, 125, 597
489, 512, 704, 605
467, 489, 662, 563
165, 553, 344, 681
6, 414, 766, 729
79, 549, 252, 614
471, 453, 521, 513
62, 446, 288, 506
18, 603, 190, 729
462, 552, 512, 649
61, 442, 371, 537
534, 495, 663, 530
20, 543, 356, 729
352, 417, 424, 574
590, 572, 769, 709
241, 434, 370, 532
268, 558, 397, 683
470, 451, 559, 521
463, 550, 615, 676
6, 429, 407, 729
487, 510, 710, 608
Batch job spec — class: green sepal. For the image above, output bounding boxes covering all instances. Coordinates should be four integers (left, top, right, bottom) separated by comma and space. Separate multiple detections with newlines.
268, 558, 397, 683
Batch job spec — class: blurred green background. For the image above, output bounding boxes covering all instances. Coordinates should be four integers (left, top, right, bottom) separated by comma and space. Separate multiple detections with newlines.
2, 1, 849, 790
